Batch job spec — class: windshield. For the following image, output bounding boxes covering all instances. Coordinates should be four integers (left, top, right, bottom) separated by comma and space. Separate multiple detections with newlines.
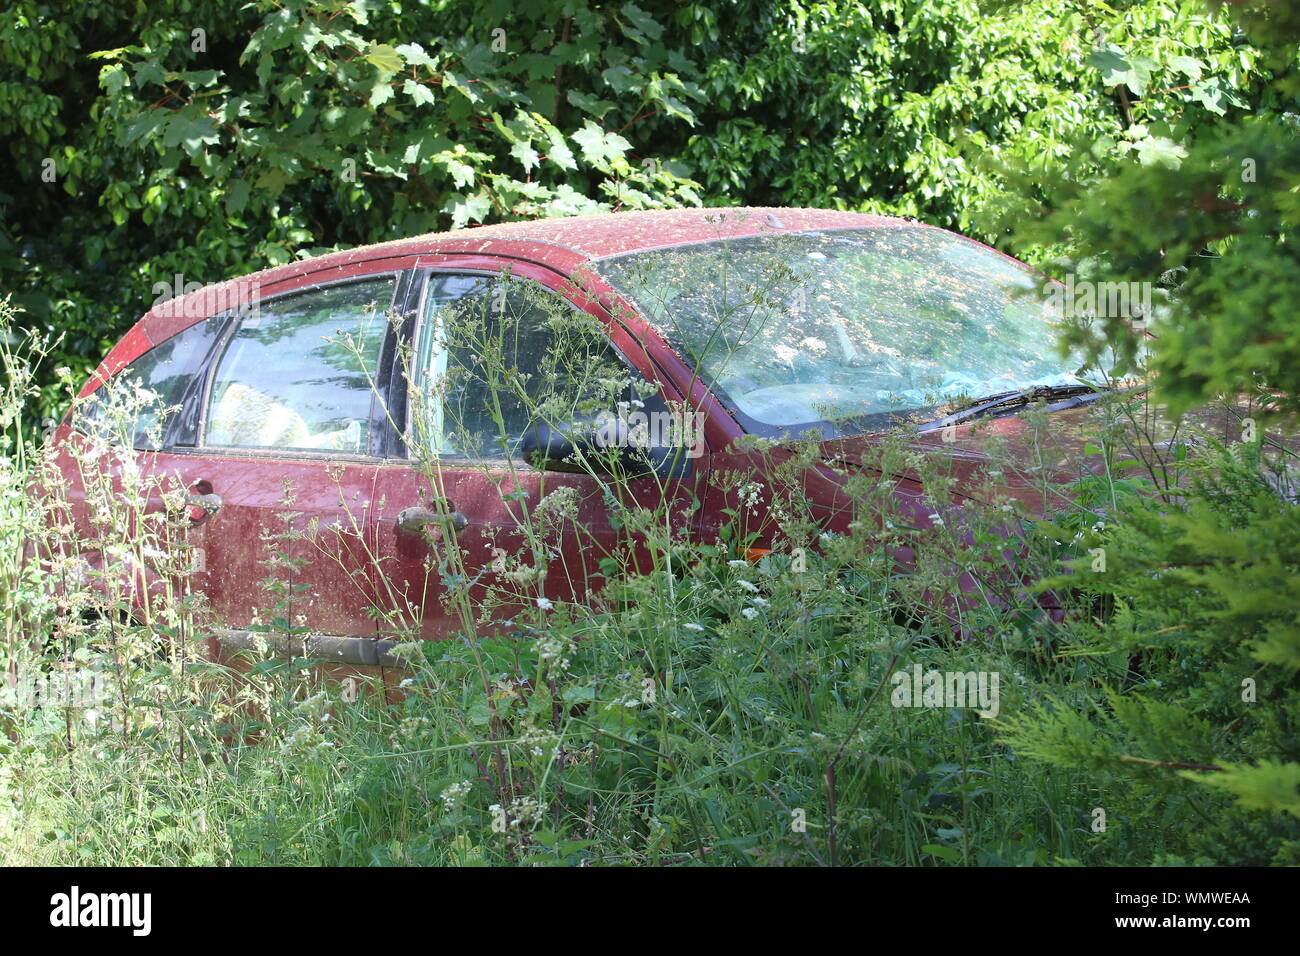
593, 226, 1085, 436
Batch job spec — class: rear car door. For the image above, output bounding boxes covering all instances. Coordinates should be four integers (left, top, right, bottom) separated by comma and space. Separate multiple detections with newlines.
58, 315, 231, 626
190, 273, 401, 655
369, 262, 704, 643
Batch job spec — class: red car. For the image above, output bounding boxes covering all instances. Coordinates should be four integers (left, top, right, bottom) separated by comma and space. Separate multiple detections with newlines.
54, 207, 1108, 677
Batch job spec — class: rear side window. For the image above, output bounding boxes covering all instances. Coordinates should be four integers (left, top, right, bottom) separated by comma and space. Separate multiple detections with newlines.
79, 318, 224, 451
205, 278, 395, 454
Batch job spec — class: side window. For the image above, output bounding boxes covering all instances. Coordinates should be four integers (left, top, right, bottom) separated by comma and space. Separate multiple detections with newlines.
79, 317, 224, 451
412, 273, 654, 459
205, 277, 394, 453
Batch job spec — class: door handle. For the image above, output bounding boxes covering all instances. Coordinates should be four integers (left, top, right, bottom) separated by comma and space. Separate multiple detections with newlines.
183, 492, 223, 524
395, 506, 469, 535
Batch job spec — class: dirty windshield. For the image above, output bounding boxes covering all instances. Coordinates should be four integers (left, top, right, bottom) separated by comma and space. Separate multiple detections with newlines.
594, 226, 1082, 436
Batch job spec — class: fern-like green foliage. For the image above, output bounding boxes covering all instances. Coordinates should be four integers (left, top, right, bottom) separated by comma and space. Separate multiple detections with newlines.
1191, 761, 1300, 819
986, 2, 1300, 863
1002, 437, 1300, 862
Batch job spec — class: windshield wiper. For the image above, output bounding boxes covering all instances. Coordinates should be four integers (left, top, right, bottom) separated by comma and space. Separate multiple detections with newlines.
918, 383, 1119, 432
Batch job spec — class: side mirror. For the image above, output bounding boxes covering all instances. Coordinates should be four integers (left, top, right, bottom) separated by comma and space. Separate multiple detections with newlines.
519, 418, 696, 480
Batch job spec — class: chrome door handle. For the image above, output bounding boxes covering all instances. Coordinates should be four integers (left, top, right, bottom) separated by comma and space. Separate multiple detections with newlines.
395, 506, 468, 535
184, 492, 223, 524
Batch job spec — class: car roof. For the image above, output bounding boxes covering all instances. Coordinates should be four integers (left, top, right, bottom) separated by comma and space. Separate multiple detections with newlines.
393, 206, 905, 260
245, 206, 909, 278
92, 207, 921, 394
133, 206, 909, 331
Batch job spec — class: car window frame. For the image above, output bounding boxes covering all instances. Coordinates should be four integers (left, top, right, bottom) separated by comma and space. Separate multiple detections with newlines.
195, 271, 404, 461
71, 314, 233, 452
165, 313, 237, 449
398, 265, 681, 466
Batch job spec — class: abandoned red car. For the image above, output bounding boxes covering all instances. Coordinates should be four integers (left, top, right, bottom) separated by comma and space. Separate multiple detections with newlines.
54, 207, 1112, 675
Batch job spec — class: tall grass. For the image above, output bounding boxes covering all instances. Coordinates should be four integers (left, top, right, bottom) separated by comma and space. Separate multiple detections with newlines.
0, 282, 1287, 867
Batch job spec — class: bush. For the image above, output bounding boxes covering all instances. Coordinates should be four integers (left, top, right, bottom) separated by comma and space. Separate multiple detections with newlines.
4, 283, 1295, 866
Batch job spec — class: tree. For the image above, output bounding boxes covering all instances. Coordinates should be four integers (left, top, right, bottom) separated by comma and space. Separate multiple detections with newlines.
990, 0, 1300, 863
1, 1, 703, 418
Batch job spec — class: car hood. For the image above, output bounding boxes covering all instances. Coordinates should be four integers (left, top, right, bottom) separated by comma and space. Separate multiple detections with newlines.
812, 395, 1266, 515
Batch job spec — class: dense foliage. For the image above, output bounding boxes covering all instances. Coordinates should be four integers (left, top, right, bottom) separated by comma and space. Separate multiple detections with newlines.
0, 0, 1281, 417
987, 0, 1300, 860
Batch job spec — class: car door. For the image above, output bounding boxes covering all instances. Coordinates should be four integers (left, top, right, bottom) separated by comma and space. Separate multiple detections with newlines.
188, 272, 403, 654
57, 314, 232, 628
368, 262, 705, 642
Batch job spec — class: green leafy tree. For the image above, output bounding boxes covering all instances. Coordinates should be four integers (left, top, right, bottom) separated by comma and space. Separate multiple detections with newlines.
670, 1, 1263, 237
990, 0, 1300, 864
0, 1, 703, 417
3, 0, 1281, 422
